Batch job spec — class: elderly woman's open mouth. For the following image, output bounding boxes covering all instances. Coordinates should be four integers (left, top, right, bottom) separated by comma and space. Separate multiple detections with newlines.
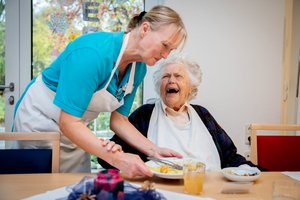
167, 88, 179, 93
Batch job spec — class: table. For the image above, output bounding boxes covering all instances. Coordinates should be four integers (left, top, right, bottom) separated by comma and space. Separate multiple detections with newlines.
0, 172, 294, 200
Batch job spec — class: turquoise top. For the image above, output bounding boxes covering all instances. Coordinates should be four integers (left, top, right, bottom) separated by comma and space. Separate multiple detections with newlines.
42, 31, 146, 117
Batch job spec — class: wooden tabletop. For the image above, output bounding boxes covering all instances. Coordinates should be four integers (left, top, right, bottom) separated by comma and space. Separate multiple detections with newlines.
0, 172, 294, 200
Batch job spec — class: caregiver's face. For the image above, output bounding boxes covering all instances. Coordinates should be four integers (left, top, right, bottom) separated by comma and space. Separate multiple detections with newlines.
139, 22, 184, 66
160, 63, 191, 111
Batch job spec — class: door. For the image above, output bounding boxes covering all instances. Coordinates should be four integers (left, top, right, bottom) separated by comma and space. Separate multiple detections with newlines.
1, 0, 31, 135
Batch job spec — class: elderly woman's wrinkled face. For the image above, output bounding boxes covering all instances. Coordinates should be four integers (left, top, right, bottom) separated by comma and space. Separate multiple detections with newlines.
160, 63, 192, 111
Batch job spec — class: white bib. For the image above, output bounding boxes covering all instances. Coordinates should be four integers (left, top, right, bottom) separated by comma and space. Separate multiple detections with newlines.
147, 100, 221, 171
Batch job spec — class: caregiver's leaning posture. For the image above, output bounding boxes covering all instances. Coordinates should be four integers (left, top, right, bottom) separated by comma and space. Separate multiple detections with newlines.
12, 5, 186, 177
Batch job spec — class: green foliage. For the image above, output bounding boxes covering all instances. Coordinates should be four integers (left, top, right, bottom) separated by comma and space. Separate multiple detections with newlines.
32, 8, 54, 77
90, 154, 102, 170
0, 95, 4, 124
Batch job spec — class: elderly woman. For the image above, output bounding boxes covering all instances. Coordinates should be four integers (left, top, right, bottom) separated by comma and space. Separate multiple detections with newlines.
98, 55, 259, 171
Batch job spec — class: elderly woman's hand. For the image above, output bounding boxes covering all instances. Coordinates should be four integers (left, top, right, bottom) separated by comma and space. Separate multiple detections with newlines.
99, 138, 123, 153
151, 146, 183, 158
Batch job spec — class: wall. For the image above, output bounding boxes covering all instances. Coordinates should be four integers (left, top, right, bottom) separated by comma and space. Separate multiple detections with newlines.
294, 0, 300, 125
144, 0, 285, 156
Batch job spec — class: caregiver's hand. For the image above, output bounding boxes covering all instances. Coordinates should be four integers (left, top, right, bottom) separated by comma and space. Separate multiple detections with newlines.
111, 152, 153, 178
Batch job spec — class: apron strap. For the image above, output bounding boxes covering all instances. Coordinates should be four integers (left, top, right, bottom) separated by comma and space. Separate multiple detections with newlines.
104, 32, 131, 89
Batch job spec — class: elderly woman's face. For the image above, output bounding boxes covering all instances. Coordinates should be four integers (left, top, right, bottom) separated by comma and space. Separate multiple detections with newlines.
160, 63, 192, 111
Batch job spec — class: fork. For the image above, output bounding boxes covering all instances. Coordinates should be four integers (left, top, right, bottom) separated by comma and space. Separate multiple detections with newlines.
147, 157, 183, 170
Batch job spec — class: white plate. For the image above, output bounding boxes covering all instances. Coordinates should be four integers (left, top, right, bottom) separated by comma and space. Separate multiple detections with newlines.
222, 167, 261, 182
145, 158, 183, 179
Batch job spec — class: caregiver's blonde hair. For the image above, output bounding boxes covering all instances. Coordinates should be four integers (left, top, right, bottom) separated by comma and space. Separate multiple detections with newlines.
127, 5, 187, 49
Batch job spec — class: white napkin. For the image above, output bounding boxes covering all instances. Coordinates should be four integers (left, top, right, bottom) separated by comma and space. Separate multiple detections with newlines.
282, 171, 300, 181
156, 188, 214, 200
23, 186, 70, 200
238, 164, 261, 174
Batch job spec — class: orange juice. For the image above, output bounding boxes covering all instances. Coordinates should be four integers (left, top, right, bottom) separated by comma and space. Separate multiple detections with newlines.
183, 171, 205, 194
183, 161, 206, 195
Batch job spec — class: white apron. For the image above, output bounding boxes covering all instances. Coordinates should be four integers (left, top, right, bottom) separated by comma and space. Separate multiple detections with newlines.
82, 32, 135, 123
147, 100, 221, 171
13, 33, 136, 172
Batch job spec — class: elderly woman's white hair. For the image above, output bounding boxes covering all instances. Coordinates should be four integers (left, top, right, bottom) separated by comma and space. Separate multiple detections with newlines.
153, 54, 202, 101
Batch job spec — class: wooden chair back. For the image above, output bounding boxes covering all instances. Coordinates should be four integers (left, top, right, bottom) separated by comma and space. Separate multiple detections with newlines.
0, 132, 60, 173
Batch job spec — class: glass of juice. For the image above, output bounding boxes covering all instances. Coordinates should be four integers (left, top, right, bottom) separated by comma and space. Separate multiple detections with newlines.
183, 160, 206, 195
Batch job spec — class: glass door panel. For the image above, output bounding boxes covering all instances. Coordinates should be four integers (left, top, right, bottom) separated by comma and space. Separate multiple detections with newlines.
2, 0, 31, 143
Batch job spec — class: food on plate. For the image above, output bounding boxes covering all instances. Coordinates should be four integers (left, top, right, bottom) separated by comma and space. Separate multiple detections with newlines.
228, 169, 259, 176
222, 167, 261, 182
160, 165, 170, 173
148, 165, 182, 174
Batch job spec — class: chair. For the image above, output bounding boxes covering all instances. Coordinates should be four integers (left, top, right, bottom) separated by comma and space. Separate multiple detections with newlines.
0, 132, 60, 173
249, 124, 300, 171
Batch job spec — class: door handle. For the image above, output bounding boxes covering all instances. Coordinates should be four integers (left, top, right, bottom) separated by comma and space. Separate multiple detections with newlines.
0, 82, 14, 92
8, 96, 14, 105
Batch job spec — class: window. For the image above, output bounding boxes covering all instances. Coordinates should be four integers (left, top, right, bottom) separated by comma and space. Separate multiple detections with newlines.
32, 0, 144, 138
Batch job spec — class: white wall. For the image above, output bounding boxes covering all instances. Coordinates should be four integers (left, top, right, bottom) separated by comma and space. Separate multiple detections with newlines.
294, 0, 300, 126
144, 0, 285, 156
